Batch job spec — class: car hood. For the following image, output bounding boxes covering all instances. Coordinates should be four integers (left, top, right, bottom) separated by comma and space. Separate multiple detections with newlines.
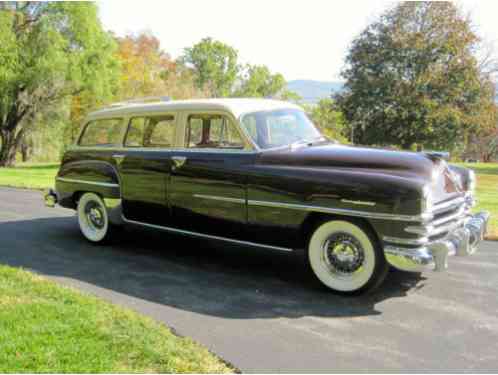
258, 143, 465, 201
259, 143, 435, 178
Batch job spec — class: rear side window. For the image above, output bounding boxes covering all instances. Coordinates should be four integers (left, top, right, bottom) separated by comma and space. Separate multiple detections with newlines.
79, 118, 125, 146
125, 115, 175, 148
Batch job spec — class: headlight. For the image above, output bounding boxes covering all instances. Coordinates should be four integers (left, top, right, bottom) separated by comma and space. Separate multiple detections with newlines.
421, 185, 433, 214
468, 170, 476, 193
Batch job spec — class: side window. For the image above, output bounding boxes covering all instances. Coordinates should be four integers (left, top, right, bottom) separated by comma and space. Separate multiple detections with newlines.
79, 118, 125, 146
145, 116, 175, 147
125, 118, 146, 147
124, 115, 175, 148
185, 114, 244, 149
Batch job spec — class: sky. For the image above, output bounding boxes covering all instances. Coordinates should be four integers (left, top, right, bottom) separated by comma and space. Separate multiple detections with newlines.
98, 0, 498, 82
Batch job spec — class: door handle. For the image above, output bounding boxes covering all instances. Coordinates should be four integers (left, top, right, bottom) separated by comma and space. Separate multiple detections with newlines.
171, 156, 187, 169
113, 154, 125, 166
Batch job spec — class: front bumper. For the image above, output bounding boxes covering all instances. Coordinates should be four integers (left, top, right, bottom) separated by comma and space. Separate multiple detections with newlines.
44, 188, 58, 208
385, 211, 490, 272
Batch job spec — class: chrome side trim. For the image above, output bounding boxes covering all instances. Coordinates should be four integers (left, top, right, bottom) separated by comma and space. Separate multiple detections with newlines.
56, 177, 119, 188
193, 194, 245, 204
121, 216, 293, 252
247, 200, 432, 222
340, 199, 376, 206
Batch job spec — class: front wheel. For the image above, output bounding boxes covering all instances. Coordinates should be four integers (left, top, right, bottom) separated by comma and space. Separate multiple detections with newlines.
77, 192, 115, 244
307, 219, 388, 294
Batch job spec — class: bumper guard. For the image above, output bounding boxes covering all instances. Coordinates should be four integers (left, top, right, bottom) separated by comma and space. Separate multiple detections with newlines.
44, 188, 58, 208
385, 211, 490, 272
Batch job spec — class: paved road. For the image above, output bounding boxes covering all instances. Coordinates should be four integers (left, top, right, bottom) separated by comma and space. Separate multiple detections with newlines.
1, 187, 497, 372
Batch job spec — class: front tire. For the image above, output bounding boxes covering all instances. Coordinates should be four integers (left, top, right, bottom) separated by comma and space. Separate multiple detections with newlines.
77, 192, 114, 244
307, 219, 388, 294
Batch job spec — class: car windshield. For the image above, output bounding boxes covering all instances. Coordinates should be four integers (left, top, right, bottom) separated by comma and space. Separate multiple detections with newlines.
240, 108, 323, 149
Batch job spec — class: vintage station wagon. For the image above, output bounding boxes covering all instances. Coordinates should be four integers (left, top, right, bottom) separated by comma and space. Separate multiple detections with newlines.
45, 98, 489, 294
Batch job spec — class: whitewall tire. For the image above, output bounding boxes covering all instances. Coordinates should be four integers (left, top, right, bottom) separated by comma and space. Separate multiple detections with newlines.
77, 192, 113, 244
307, 219, 388, 294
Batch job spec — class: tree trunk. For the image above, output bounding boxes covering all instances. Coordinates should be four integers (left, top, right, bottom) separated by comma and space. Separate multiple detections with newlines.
21, 142, 28, 163
0, 128, 24, 167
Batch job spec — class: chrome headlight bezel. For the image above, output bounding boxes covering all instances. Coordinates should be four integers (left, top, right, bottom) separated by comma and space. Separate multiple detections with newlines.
421, 185, 434, 214
468, 170, 476, 193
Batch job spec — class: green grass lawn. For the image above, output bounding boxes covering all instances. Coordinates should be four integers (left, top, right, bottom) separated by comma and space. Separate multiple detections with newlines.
0, 163, 59, 190
0, 265, 233, 373
457, 163, 498, 239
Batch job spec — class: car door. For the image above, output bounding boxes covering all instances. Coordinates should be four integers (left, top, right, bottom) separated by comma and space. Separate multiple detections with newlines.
117, 113, 177, 226
167, 111, 256, 239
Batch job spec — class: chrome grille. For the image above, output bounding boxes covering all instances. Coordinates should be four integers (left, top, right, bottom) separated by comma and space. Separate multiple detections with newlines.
427, 196, 470, 241
384, 195, 472, 247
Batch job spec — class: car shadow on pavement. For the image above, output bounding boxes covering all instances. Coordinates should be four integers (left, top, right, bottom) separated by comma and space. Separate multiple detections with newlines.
0, 216, 427, 320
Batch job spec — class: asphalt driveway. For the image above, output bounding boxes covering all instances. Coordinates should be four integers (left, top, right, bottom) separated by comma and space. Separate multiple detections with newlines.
0, 187, 497, 372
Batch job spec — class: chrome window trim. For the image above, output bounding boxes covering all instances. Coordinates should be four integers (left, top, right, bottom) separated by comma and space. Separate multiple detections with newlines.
121, 216, 293, 252
247, 200, 433, 222
193, 194, 245, 204
68, 145, 259, 154
56, 177, 119, 188
179, 109, 257, 152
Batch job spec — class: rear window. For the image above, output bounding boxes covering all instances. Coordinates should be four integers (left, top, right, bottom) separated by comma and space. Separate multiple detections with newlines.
79, 118, 125, 146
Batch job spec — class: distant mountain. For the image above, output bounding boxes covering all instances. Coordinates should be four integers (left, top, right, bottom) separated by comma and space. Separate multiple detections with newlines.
286, 80, 344, 104
287, 80, 498, 104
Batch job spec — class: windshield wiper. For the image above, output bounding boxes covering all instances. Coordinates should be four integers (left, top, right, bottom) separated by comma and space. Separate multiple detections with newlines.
289, 136, 325, 149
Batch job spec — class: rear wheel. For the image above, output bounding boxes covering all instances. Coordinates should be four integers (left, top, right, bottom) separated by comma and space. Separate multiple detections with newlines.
77, 192, 115, 244
307, 219, 388, 294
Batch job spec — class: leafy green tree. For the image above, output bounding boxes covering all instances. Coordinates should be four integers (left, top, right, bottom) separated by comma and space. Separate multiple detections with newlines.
336, 2, 497, 151
0, 2, 119, 166
278, 89, 302, 103
181, 37, 239, 97
235, 64, 286, 97
305, 99, 348, 142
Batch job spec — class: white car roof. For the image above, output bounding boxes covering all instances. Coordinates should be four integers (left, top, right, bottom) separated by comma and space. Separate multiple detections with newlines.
87, 98, 302, 120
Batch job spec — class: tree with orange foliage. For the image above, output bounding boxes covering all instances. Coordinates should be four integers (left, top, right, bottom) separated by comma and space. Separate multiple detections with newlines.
116, 32, 210, 101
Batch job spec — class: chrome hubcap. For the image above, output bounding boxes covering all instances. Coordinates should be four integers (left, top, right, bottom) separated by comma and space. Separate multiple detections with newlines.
85, 202, 105, 229
323, 233, 365, 275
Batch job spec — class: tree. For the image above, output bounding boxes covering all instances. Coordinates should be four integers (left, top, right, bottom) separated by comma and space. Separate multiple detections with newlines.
306, 98, 348, 143
115, 32, 209, 101
336, 2, 498, 151
235, 64, 286, 97
0, 2, 119, 166
181, 37, 239, 97
278, 89, 302, 103
116, 33, 175, 99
